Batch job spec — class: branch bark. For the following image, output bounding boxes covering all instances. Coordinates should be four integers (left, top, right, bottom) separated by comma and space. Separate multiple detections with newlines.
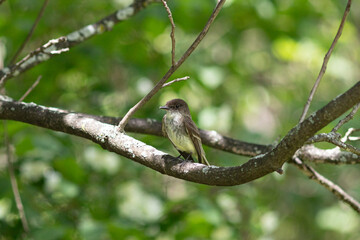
1, 81, 359, 186
0, 0, 155, 85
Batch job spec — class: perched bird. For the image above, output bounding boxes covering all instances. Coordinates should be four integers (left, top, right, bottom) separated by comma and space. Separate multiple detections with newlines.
160, 98, 210, 166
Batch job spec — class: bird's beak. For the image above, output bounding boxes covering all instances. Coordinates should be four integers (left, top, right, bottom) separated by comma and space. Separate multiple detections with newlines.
159, 105, 169, 110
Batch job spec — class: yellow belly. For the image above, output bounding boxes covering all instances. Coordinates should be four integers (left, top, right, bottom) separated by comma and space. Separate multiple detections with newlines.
164, 112, 196, 154
167, 129, 196, 154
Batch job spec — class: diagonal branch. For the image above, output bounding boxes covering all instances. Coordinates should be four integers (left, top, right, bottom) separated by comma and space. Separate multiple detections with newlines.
299, 0, 352, 122
9, 0, 50, 65
19, 76, 42, 102
3, 121, 30, 234
2, 74, 42, 234
0, 0, 156, 85
117, 0, 227, 131
292, 157, 360, 213
332, 103, 360, 132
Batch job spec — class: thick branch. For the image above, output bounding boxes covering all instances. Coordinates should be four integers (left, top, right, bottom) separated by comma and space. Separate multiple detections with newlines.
260, 81, 360, 171
1, 82, 360, 185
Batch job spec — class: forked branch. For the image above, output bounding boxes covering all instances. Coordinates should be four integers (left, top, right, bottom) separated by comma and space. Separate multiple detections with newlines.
117, 0, 227, 131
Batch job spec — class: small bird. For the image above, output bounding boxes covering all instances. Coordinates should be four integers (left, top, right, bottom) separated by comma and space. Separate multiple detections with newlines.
160, 98, 210, 166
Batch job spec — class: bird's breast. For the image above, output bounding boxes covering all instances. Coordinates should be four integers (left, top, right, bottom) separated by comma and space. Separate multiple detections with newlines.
164, 112, 196, 154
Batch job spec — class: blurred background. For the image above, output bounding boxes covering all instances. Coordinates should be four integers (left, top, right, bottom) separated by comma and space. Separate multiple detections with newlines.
1, 0, 360, 239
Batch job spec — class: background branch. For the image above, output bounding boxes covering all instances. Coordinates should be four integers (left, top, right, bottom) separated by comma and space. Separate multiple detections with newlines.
2, 73, 41, 234
332, 103, 360, 132
298, 145, 360, 164
117, 0, 227, 130
9, 0, 49, 65
18, 76, 42, 102
3, 121, 29, 234
292, 157, 360, 213
161, 0, 176, 66
0, 0, 155, 84
161, 76, 189, 88
307, 133, 360, 156
299, 0, 352, 122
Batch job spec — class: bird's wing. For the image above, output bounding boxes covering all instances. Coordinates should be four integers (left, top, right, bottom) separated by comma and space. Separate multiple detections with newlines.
161, 115, 168, 137
184, 116, 210, 166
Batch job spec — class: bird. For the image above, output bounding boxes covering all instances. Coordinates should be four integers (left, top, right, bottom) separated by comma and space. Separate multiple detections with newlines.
160, 98, 210, 166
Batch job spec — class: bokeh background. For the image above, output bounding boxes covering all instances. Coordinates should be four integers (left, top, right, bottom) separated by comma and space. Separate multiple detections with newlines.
1, 0, 360, 239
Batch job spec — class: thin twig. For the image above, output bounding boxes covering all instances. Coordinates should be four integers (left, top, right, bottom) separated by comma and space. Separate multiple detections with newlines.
2, 75, 42, 233
349, 136, 360, 141
161, 0, 176, 66
298, 145, 360, 165
307, 133, 360, 156
0, 37, 68, 88
118, 0, 226, 131
292, 157, 360, 213
19, 76, 42, 102
9, 0, 49, 65
3, 121, 30, 233
161, 76, 189, 88
342, 128, 355, 142
299, 0, 352, 123
332, 103, 360, 132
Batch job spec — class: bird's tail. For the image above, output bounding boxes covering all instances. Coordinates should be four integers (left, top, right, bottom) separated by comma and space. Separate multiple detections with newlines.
199, 151, 210, 166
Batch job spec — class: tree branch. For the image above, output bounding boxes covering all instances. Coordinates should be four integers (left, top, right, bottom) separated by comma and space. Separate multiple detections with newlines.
292, 157, 360, 213
298, 145, 360, 164
1, 81, 359, 186
343, 128, 360, 142
9, 0, 49, 65
299, 0, 352, 122
0, 0, 155, 85
117, 0, 227, 131
332, 103, 360, 132
3, 121, 29, 234
307, 133, 360, 156
18, 76, 42, 102
161, 0, 176, 66
162, 76, 189, 88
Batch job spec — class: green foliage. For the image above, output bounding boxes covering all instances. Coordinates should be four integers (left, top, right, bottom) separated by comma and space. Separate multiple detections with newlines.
1, 0, 360, 239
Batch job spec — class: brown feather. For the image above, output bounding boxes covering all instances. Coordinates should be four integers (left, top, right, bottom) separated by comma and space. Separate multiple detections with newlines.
161, 115, 167, 137
184, 115, 210, 166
